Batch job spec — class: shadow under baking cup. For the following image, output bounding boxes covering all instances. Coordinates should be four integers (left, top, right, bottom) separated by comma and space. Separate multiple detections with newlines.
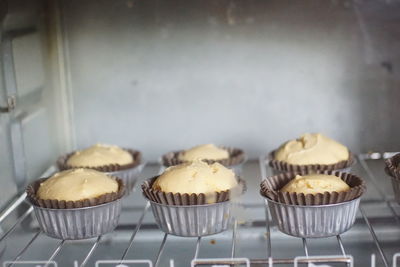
145, 198, 235, 237
264, 197, 360, 238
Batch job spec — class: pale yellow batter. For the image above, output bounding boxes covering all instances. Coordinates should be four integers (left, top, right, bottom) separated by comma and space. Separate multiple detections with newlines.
37, 168, 119, 201
274, 133, 349, 165
67, 144, 133, 167
281, 174, 350, 195
178, 144, 229, 161
153, 160, 237, 194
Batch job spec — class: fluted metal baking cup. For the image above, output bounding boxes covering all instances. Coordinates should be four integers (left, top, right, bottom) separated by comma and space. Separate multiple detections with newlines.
260, 171, 365, 205
142, 177, 245, 205
385, 153, 400, 179
265, 197, 360, 238
26, 176, 124, 239
26, 177, 125, 208
146, 199, 234, 237
30, 199, 122, 239
57, 148, 142, 172
267, 150, 355, 173
162, 147, 245, 168
385, 167, 400, 204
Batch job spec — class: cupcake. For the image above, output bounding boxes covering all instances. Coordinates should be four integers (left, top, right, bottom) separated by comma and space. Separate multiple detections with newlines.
142, 160, 245, 237
269, 133, 354, 173
162, 144, 246, 175
384, 153, 400, 204
58, 144, 143, 193
26, 168, 125, 239
260, 171, 365, 238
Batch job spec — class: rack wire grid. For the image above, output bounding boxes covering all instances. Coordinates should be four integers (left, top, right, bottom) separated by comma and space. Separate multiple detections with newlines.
0, 152, 399, 267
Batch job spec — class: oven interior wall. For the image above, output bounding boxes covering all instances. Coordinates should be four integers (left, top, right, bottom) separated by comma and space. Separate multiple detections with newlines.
60, 0, 400, 161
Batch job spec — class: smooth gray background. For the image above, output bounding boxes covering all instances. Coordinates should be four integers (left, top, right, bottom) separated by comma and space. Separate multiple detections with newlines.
61, 0, 400, 161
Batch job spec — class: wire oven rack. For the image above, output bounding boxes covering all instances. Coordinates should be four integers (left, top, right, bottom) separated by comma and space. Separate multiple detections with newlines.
0, 153, 399, 267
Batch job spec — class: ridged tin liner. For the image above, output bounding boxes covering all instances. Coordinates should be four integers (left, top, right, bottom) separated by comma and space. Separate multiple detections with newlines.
267, 150, 355, 173
142, 177, 245, 237
162, 146, 245, 170
260, 171, 365, 238
147, 200, 234, 237
57, 149, 142, 194
260, 171, 365, 205
266, 197, 361, 238
26, 177, 125, 239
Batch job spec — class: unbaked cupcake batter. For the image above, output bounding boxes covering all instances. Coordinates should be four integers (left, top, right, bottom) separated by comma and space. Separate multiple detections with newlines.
67, 144, 133, 167
281, 174, 350, 195
178, 144, 229, 161
274, 133, 349, 165
153, 160, 237, 194
37, 168, 118, 201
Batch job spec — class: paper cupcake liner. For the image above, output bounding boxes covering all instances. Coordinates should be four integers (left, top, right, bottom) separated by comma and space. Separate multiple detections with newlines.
26, 176, 125, 239
267, 150, 355, 173
260, 171, 365, 206
57, 148, 142, 172
141, 176, 245, 206
161, 147, 245, 168
385, 153, 400, 180
26, 177, 125, 209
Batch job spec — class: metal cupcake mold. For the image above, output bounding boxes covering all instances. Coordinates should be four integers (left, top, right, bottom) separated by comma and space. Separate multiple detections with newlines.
107, 162, 145, 194
270, 165, 353, 176
267, 151, 355, 175
29, 198, 122, 240
265, 197, 360, 238
265, 154, 356, 175
147, 199, 234, 237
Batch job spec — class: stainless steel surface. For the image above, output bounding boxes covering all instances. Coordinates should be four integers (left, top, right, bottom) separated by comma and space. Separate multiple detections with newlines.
266, 197, 361, 238
147, 197, 234, 237
30, 198, 122, 240
0, 156, 399, 266
58, 0, 400, 161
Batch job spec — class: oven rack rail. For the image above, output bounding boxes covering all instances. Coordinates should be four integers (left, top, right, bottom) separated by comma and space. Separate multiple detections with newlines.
0, 152, 399, 267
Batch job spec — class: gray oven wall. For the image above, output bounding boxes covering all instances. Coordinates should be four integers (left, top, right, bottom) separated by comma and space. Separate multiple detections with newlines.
60, 0, 400, 161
